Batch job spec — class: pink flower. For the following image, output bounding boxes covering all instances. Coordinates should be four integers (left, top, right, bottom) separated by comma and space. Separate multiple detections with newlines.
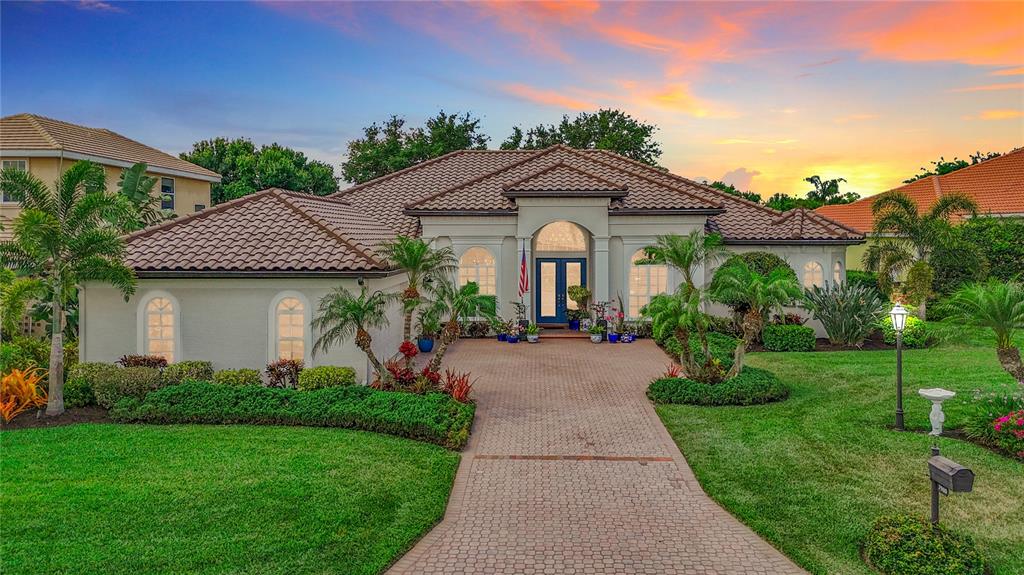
994, 422, 1003, 431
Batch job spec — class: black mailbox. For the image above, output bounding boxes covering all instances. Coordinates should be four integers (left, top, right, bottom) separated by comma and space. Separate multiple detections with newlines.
928, 455, 974, 493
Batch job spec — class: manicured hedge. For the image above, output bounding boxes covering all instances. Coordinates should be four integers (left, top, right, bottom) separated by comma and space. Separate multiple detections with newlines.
93, 366, 163, 409
111, 381, 475, 450
647, 366, 789, 406
863, 515, 986, 575
880, 315, 931, 348
163, 361, 214, 385
762, 324, 815, 352
213, 368, 262, 387
298, 366, 357, 391
661, 331, 738, 370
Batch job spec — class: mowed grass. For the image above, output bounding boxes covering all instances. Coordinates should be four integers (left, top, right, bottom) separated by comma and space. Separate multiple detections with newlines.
657, 330, 1024, 575
1, 424, 460, 575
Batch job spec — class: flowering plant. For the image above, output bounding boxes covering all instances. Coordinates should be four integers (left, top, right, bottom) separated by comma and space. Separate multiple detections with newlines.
992, 409, 1024, 459
399, 340, 419, 359
507, 323, 523, 337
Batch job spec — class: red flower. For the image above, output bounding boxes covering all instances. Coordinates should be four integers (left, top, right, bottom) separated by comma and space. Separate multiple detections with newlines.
399, 340, 418, 358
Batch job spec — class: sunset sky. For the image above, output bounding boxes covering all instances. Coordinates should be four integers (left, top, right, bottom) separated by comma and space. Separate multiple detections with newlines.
2, 1, 1022, 198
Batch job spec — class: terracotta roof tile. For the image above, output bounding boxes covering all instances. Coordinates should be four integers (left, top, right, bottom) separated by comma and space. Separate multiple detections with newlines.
502, 161, 627, 196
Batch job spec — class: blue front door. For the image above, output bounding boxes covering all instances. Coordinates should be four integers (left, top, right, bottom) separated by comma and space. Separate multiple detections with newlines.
535, 258, 586, 324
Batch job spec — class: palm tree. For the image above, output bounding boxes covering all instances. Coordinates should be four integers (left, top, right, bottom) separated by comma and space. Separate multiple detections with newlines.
641, 230, 727, 291
426, 279, 497, 373
0, 269, 44, 340
863, 190, 977, 318
711, 260, 803, 377
312, 286, 394, 382
117, 162, 172, 231
940, 280, 1024, 385
0, 161, 137, 415
378, 236, 457, 342
643, 289, 711, 378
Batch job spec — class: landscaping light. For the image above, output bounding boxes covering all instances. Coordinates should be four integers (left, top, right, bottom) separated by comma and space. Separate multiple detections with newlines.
889, 303, 908, 333
890, 302, 908, 431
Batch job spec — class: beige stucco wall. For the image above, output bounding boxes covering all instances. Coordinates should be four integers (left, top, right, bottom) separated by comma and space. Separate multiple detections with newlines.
80, 274, 406, 384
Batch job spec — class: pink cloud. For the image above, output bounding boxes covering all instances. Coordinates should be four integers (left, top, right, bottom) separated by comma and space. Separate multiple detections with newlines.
500, 83, 596, 111
949, 82, 1024, 93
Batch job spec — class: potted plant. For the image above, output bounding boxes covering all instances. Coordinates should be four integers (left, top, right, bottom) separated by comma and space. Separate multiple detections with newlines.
492, 318, 508, 341
566, 309, 584, 331
587, 323, 604, 343
567, 285, 591, 330
507, 323, 522, 344
416, 309, 440, 353
526, 323, 540, 343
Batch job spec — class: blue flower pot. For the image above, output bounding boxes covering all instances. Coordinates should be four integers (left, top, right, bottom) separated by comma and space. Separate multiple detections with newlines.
507, 336, 520, 344
497, 333, 507, 342
569, 319, 580, 331
608, 333, 620, 343
417, 338, 435, 353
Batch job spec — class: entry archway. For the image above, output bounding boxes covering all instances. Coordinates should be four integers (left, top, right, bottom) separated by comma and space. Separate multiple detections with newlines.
533, 221, 589, 325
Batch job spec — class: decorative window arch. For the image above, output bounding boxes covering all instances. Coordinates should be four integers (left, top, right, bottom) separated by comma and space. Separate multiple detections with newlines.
136, 291, 180, 363
458, 247, 497, 295
629, 249, 668, 315
833, 260, 843, 285
268, 291, 311, 364
535, 221, 586, 252
803, 261, 824, 288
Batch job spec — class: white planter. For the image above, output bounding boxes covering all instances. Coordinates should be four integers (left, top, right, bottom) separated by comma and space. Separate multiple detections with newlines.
527, 334, 539, 343
590, 334, 603, 343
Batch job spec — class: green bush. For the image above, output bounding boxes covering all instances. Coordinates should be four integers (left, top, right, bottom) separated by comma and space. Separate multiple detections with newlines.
111, 381, 476, 450
863, 515, 986, 575
63, 377, 95, 408
931, 236, 989, 297
647, 366, 789, 406
762, 324, 816, 352
93, 366, 163, 409
162, 361, 214, 385
12, 336, 49, 367
661, 331, 738, 371
847, 270, 884, 299
213, 368, 262, 387
958, 216, 1024, 282
298, 366, 357, 391
880, 315, 931, 348
67, 362, 118, 406
1, 343, 35, 373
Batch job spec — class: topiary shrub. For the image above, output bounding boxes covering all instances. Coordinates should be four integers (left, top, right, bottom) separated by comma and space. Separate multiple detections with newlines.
93, 366, 163, 409
213, 368, 262, 387
266, 359, 303, 388
880, 315, 931, 348
862, 515, 986, 575
762, 324, 815, 352
647, 366, 789, 406
162, 361, 214, 385
297, 366, 357, 391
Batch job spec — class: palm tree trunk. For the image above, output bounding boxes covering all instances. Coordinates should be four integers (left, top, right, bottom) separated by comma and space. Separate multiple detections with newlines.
403, 307, 414, 342
428, 320, 460, 373
728, 311, 761, 379
355, 328, 387, 384
46, 289, 65, 416
917, 300, 927, 321
675, 328, 696, 377
996, 346, 1024, 386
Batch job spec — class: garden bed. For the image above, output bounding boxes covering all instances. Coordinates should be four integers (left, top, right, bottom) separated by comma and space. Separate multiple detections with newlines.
0, 406, 109, 430
748, 332, 895, 353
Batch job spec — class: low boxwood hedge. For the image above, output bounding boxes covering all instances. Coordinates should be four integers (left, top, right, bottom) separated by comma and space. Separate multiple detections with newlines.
297, 365, 357, 391
213, 368, 263, 387
863, 515, 986, 575
647, 366, 789, 406
880, 316, 931, 348
163, 361, 214, 385
110, 381, 475, 450
762, 324, 816, 352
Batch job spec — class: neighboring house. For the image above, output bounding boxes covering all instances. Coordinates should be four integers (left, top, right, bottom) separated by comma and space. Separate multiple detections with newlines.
0, 113, 221, 240
81, 145, 862, 382
816, 148, 1024, 270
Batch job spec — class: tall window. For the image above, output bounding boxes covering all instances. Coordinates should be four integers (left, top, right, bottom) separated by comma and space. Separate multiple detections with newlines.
803, 261, 824, 288
2, 159, 27, 202
161, 177, 175, 210
275, 297, 305, 361
145, 297, 176, 362
630, 250, 667, 315
458, 247, 496, 295
833, 261, 843, 285
535, 221, 586, 252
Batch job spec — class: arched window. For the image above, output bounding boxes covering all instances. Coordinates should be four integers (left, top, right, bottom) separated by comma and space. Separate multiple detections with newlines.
458, 247, 496, 295
138, 293, 178, 362
535, 221, 586, 252
833, 261, 843, 285
275, 297, 305, 361
629, 250, 667, 315
803, 261, 824, 288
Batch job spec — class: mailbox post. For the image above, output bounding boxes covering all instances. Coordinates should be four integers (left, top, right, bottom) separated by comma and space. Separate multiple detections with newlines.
927, 446, 974, 524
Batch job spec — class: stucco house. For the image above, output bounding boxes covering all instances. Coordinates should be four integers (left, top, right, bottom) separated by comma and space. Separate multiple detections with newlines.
0, 113, 221, 240
81, 145, 863, 382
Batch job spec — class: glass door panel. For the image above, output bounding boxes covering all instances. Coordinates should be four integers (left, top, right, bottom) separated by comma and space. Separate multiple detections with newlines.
540, 261, 556, 318
565, 262, 581, 310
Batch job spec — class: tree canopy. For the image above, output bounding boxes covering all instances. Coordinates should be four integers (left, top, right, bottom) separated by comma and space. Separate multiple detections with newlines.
765, 175, 858, 212
903, 151, 1001, 183
501, 109, 662, 166
706, 181, 762, 204
180, 138, 338, 204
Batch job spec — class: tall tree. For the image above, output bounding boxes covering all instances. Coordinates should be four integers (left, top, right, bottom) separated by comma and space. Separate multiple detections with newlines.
426, 279, 497, 373
180, 138, 338, 204
903, 151, 1002, 183
501, 109, 662, 166
377, 236, 457, 343
312, 286, 394, 383
0, 162, 137, 415
706, 181, 761, 204
766, 175, 858, 211
341, 111, 489, 184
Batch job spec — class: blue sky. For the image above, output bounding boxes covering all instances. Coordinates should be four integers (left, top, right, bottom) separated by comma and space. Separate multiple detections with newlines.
2, 1, 1022, 196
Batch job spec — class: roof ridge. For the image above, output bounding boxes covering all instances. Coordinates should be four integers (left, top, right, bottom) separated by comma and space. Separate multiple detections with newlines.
23, 114, 61, 148
782, 207, 858, 238
576, 148, 723, 210
332, 148, 482, 200
274, 191, 386, 268
122, 188, 279, 242
501, 160, 627, 192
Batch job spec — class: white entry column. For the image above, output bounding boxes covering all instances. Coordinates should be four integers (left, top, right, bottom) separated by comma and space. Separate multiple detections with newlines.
593, 235, 610, 303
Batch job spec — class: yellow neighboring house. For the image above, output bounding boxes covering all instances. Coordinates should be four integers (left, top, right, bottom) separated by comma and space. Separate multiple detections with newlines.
0, 113, 221, 239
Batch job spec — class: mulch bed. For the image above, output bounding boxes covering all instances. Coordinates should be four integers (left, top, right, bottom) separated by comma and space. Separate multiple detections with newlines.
0, 406, 110, 431
748, 331, 895, 353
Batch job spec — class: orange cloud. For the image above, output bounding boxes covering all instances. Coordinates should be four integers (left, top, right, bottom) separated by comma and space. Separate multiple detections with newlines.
834, 113, 879, 124
500, 84, 596, 111
950, 82, 1024, 92
992, 66, 1024, 76
978, 109, 1024, 120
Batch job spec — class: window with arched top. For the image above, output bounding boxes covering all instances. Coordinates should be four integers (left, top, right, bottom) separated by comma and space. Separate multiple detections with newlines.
535, 221, 586, 252
629, 250, 668, 315
458, 247, 496, 296
803, 261, 824, 288
141, 295, 177, 362
833, 261, 843, 285
275, 297, 305, 361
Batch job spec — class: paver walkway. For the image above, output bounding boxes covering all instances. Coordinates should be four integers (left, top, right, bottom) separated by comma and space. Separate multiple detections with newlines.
388, 339, 805, 575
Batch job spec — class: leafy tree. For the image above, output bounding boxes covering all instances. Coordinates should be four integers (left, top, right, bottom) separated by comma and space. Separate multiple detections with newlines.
958, 217, 1024, 282
426, 280, 497, 373
706, 181, 761, 204
0, 269, 43, 339
903, 151, 1001, 183
940, 280, 1024, 385
117, 162, 173, 231
0, 162, 137, 415
341, 111, 489, 184
377, 236, 457, 343
312, 286, 394, 383
180, 138, 338, 204
501, 109, 662, 166
765, 175, 858, 211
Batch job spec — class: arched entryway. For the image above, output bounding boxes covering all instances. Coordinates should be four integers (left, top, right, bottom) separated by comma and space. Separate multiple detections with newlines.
533, 221, 589, 325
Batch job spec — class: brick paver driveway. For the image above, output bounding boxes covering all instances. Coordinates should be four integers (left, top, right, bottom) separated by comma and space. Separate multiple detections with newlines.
388, 338, 805, 575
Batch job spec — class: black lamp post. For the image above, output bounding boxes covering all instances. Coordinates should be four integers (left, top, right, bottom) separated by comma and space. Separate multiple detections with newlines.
890, 302, 909, 431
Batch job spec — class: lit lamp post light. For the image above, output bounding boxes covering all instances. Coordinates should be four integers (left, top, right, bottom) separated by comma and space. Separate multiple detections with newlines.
890, 302, 909, 431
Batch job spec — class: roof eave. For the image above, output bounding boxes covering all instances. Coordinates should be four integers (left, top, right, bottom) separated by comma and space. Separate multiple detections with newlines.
0, 148, 222, 182
133, 269, 400, 279
722, 238, 866, 246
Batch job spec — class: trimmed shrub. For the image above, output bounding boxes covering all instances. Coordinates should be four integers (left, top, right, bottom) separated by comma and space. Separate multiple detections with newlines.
661, 332, 738, 371
298, 366, 357, 391
762, 324, 815, 352
647, 366, 789, 406
163, 361, 214, 385
110, 381, 476, 450
213, 368, 262, 387
93, 366, 162, 409
67, 362, 119, 407
266, 359, 303, 388
63, 377, 95, 408
117, 354, 168, 369
880, 315, 931, 348
862, 515, 986, 575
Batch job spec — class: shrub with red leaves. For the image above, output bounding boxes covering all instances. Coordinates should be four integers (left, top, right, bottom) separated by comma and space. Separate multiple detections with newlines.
265, 359, 303, 388
442, 369, 474, 404
664, 363, 683, 378
385, 358, 417, 390
118, 354, 168, 369
420, 366, 441, 386
399, 340, 418, 359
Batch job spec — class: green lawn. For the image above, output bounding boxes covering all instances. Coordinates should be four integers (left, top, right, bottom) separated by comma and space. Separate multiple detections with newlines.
1, 424, 460, 575
657, 331, 1024, 575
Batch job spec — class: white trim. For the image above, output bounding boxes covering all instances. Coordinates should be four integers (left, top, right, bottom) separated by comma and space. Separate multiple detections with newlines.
0, 149, 221, 182
1, 157, 29, 204
136, 290, 182, 362
457, 246, 498, 297
267, 290, 312, 366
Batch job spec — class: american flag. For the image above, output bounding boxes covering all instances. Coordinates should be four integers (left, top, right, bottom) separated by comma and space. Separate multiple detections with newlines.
518, 240, 529, 297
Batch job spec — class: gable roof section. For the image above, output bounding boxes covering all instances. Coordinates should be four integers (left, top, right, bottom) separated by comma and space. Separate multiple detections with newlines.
0, 113, 221, 181
124, 189, 395, 275
502, 161, 627, 197
816, 148, 1024, 233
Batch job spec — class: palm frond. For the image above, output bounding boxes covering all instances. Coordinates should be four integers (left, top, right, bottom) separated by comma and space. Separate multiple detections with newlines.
928, 192, 977, 221
0, 273, 45, 336
57, 161, 107, 218
73, 256, 137, 299
0, 167, 54, 214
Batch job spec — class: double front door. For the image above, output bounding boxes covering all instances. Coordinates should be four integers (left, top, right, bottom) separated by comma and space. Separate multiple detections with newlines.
535, 258, 586, 324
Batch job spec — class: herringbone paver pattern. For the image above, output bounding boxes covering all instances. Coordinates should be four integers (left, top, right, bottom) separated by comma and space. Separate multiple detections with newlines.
387, 339, 805, 574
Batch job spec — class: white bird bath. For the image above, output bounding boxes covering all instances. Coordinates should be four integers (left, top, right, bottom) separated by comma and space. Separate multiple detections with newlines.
918, 388, 956, 436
